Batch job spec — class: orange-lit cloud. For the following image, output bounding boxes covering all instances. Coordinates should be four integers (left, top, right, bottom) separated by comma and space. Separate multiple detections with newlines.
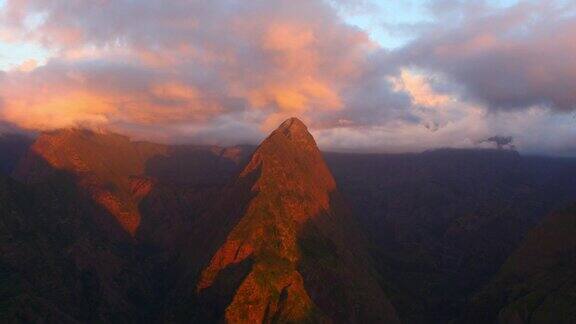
0, 0, 372, 138
13, 59, 38, 72
389, 69, 452, 108
1, 0, 576, 155
1, 91, 112, 129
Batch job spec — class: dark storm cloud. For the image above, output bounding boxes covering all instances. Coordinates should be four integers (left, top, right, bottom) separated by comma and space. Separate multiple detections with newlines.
480, 136, 514, 149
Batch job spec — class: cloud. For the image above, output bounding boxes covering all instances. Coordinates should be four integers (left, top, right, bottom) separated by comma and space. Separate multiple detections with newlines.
5, 58, 38, 72
389, 69, 452, 108
480, 136, 514, 149
0, 60, 227, 129
0, 0, 376, 135
0, 0, 575, 155
398, 0, 576, 112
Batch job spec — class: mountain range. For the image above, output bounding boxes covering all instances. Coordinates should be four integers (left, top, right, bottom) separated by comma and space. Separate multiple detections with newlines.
1, 118, 575, 323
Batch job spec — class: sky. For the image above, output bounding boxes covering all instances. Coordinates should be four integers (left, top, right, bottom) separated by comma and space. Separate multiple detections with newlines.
0, 0, 575, 156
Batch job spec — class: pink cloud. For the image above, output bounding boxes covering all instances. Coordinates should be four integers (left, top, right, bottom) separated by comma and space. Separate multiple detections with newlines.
399, 0, 576, 112
1, 0, 576, 155
0, 0, 376, 135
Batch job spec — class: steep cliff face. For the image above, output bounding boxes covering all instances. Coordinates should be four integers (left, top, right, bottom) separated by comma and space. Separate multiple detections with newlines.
12, 129, 251, 238
467, 206, 576, 324
5, 129, 252, 322
4, 121, 576, 323
188, 118, 399, 323
7, 120, 397, 323
13, 129, 164, 236
0, 174, 154, 323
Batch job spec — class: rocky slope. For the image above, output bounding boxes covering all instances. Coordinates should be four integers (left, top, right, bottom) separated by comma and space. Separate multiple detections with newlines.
466, 205, 576, 323
0, 173, 153, 323
12, 129, 250, 238
1, 119, 399, 323
168, 118, 399, 323
2, 129, 251, 322
4, 119, 576, 323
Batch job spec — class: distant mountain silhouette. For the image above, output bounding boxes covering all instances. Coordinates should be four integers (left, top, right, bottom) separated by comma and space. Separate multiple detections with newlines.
325, 149, 576, 323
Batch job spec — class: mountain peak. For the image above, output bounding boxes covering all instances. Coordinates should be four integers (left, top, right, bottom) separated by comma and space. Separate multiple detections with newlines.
240, 118, 329, 185
191, 116, 399, 323
14, 128, 165, 236
277, 117, 307, 132
263, 117, 316, 150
